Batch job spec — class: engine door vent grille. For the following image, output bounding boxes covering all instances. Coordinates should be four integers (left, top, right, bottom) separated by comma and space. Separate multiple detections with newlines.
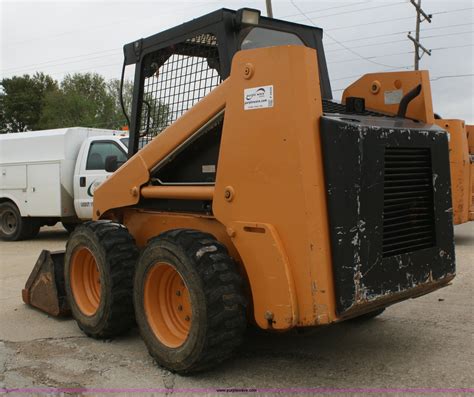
382, 147, 436, 257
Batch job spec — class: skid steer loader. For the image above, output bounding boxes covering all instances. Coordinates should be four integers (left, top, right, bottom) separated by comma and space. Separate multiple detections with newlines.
23, 8, 456, 373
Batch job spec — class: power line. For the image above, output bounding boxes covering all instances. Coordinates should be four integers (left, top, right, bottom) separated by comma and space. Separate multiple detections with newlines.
290, 5, 474, 27
5, 20, 129, 47
2, 3, 472, 92
288, 1, 407, 22
290, 0, 411, 70
325, 30, 474, 53
423, 30, 474, 39
430, 73, 474, 81
3, 8, 471, 76
326, 38, 407, 53
329, 44, 474, 65
319, 7, 473, 34
324, 23, 473, 47
332, 65, 413, 82
47, 62, 121, 77
4, 1, 218, 47
326, 15, 413, 32
431, 6, 474, 15
1, 53, 123, 78
1, 48, 121, 73
330, 51, 414, 65
280, 1, 371, 20
429, 44, 474, 51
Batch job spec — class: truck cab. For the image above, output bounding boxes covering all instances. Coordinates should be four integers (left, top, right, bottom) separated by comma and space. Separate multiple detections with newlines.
73, 135, 128, 219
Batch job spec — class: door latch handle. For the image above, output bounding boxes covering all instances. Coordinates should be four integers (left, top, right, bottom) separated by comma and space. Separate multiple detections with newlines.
80, 177, 86, 187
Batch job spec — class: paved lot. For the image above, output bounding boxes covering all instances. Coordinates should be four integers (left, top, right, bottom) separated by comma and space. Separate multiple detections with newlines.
0, 223, 472, 393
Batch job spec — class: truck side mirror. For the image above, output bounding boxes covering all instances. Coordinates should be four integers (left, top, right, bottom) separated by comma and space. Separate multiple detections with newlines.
105, 155, 118, 173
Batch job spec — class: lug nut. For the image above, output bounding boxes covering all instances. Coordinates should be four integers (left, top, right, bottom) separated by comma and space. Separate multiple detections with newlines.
185, 315, 190, 321
177, 305, 183, 311
176, 290, 181, 296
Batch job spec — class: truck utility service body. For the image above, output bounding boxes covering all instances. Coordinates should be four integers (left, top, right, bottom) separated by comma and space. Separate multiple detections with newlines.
0, 128, 127, 240
22, 9, 456, 373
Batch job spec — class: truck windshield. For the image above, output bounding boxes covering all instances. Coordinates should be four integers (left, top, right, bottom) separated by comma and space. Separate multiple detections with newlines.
240, 27, 304, 50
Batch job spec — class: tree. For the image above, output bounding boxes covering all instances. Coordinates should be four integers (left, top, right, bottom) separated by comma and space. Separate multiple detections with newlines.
39, 73, 118, 130
141, 93, 172, 137
107, 78, 171, 135
0, 71, 171, 134
0, 73, 58, 133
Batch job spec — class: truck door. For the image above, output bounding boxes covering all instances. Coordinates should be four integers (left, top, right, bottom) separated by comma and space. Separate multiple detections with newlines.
74, 140, 127, 219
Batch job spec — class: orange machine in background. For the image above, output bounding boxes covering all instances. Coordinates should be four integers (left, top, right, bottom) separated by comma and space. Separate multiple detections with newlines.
434, 120, 472, 224
342, 72, 473, 225
467, 125, 474, 220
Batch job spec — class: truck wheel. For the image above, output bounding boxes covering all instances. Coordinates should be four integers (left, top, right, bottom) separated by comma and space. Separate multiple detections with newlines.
64, 221, 138, 338
0, 201, 38, 241
134, 229, 247, 374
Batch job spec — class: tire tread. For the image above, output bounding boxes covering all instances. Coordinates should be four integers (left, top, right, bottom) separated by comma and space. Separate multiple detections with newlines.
145, 229, 246, 373
66, 220, 138, 339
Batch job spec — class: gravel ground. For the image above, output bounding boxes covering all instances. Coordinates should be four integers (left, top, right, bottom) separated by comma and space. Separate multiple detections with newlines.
0, 222, 472, 395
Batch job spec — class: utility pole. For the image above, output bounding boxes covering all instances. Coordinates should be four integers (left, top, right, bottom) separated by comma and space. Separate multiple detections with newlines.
408, 0, 432, 70
265, 0, 273, 18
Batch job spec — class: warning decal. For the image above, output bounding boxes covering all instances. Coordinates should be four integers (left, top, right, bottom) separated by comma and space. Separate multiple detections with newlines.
244, 85, 274, 110
384, 89, 403, 105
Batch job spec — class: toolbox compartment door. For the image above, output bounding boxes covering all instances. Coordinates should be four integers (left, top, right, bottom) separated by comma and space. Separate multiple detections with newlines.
26, 162, 61, 217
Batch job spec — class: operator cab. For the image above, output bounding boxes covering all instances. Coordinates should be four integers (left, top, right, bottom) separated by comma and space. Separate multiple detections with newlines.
122, 8, 332, 156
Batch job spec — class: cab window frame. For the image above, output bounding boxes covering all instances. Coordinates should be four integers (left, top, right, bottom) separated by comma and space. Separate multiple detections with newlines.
238, 26, 307, 51
86, 140, 128, 171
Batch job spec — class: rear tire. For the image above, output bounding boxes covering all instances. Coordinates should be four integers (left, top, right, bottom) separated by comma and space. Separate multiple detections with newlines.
0, 201, 39, 241
64, 220, 138, 338
134, 229, 247, 374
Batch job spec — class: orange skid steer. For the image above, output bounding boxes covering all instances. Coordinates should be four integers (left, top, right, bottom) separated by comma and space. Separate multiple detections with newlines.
23, 9, 456, 373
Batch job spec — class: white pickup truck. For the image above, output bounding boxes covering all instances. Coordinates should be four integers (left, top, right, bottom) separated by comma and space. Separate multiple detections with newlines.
0, 127, 128, 240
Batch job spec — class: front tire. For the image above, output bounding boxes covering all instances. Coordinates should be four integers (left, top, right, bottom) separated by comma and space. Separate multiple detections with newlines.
64, 221, 138, 338
134, 229, 247, 374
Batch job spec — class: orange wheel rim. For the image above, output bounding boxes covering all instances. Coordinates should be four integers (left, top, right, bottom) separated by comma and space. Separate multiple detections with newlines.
70, 247, 101, 316
144, 262, 192, 348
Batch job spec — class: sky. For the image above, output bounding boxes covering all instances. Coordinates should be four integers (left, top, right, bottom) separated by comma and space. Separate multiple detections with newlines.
1, 0, 473, 122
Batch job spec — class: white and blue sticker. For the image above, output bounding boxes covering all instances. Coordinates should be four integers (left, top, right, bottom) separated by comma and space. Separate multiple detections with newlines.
244, 85, 274, 110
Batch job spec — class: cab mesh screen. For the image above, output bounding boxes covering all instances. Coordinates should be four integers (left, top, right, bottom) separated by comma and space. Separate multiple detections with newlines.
138, 33, 222, 147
